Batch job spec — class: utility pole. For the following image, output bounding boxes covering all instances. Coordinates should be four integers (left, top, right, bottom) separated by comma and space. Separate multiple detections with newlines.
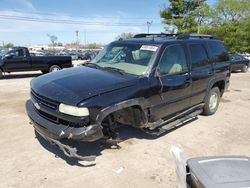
147, 21, 153, 34
75, 30, 79, 50
84, 29, 87, 48
196, 0, 202, 34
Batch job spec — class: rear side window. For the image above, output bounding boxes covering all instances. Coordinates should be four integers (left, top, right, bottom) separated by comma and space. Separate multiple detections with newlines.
158, 44, 188, 75
208, 41, 229, 62
189, 44, 210, 69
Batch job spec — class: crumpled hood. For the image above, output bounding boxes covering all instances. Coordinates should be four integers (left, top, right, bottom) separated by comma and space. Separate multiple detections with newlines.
31, 66, 137, 105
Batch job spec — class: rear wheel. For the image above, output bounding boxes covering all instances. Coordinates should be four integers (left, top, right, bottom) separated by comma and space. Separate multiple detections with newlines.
0, 69, 2, 79
241, 65, 248, 73
202, 87, 221, 116
49, 65, 61, 73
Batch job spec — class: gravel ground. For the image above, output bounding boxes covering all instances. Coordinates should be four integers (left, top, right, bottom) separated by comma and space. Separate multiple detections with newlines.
0, 67, 249, 188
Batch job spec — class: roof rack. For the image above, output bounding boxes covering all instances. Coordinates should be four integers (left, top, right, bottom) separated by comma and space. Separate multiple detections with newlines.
133, 33, 178, 38
176, 34, 219, 40
133, 33, 219, 40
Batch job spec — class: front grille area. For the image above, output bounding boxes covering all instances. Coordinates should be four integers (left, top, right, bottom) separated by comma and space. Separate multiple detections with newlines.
31, 90, 89, 128
31, 90, 59, 110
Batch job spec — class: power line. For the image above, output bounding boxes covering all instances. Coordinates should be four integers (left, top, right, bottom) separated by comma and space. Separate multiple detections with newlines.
0, 15, 148, 26
0, 9, 161, 21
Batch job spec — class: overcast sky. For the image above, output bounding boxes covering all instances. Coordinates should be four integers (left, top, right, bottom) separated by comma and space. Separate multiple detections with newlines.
0, 0, 217, 46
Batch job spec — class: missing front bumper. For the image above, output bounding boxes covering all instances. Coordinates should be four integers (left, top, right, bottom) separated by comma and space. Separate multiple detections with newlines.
35, 128, 96, 161
26, 100, 104, 161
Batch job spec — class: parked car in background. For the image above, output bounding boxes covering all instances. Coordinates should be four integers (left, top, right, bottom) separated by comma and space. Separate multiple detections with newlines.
26, 33, 231, 160
242, 53, 250, 61
0, 47, 72, 78
68, 52, 78, 61
79, 51, 92, 60
230, 53, 249, 73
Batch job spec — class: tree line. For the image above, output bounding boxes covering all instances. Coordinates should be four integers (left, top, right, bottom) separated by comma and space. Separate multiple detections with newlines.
160, 0, 250, 53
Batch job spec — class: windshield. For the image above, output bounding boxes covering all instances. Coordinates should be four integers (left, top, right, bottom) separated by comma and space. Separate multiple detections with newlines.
91, 43, 158, 76
0, 49, 11, 58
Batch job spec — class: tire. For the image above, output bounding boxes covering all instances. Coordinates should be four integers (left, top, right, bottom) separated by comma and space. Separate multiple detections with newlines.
202, 87, 221, 116
49, 65, 61, 73
0, 69, 2, 79
241, 65, 248, 73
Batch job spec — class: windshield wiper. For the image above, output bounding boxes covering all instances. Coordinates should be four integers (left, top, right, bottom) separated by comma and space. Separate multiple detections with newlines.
102, 67, 127, 75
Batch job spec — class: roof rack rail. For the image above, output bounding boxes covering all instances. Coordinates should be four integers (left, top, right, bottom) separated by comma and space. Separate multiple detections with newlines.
133, 33, 178, 38
177, 34, 219, 40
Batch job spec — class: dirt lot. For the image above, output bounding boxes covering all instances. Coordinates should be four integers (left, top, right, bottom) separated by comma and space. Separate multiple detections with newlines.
0, 68, 250, 188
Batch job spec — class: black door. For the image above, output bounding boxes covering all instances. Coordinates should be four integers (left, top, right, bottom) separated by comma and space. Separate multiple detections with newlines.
188, 43, 213, 106
3, 48, 30, 72
149, 44, 192, 120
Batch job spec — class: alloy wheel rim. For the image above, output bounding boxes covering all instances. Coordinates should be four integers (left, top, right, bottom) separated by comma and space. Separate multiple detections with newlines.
52, 67, 60, 72
209, 92, 218, 110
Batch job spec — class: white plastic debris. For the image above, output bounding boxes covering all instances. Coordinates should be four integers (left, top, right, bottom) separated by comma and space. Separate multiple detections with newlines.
170, 144, 187, 188
115, 167, 124, 174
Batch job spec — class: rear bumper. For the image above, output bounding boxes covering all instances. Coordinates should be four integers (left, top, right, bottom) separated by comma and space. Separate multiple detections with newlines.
26, 100, 104, 142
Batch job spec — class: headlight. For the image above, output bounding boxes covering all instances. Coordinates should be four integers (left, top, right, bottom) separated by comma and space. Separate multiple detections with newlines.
59, 103, 89, 117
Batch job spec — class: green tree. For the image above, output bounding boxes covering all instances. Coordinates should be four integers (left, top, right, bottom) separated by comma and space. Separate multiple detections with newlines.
87, 43, 97, 49
47, 34, 58, 47
201, 0, 250, 52
115, 33, 134, 40
160, 0, 209, 33
215, 0, 250, 22
3, 43, 14, 48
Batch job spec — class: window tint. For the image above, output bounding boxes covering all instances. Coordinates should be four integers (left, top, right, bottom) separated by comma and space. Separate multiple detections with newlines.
208, 41, 229, 62
159, 45, 188, 75
189, 44, 209, 68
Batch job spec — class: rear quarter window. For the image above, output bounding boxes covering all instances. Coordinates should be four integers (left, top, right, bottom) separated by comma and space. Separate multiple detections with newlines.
207, 41, 229, 62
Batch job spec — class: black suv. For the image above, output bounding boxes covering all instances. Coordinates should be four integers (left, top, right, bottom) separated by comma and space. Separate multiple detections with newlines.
26, 34, 230, 160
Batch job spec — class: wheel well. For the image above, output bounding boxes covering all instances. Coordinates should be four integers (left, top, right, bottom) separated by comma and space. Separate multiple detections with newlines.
103, 105, 148, 128
49, 64, 61, 70
212, 80, 225, 96
50, 64, 61, 68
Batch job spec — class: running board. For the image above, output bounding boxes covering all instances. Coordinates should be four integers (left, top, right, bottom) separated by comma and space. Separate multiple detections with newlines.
143, 104, 204, 136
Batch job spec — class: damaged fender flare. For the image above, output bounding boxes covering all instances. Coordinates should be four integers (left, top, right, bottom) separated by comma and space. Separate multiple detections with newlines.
95, 97, 149, 126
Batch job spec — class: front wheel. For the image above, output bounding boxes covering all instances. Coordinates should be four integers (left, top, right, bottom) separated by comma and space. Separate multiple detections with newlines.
202, 87, 221, 116
241, 65, 248, 73
49, 65, 61, 73
0, 69, 3, 79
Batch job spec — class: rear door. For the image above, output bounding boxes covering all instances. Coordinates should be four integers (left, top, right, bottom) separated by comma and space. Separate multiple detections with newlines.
149, 44, 192, 120
188, 43, 213, 106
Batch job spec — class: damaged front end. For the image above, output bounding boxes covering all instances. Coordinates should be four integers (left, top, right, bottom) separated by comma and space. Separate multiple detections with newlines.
26, 100, 104, 161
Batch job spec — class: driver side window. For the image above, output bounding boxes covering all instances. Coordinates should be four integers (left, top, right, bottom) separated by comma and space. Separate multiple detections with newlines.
159, 45, 188, 75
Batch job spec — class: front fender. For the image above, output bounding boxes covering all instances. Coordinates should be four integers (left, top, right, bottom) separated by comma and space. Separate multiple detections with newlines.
95, 98, 149, 125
